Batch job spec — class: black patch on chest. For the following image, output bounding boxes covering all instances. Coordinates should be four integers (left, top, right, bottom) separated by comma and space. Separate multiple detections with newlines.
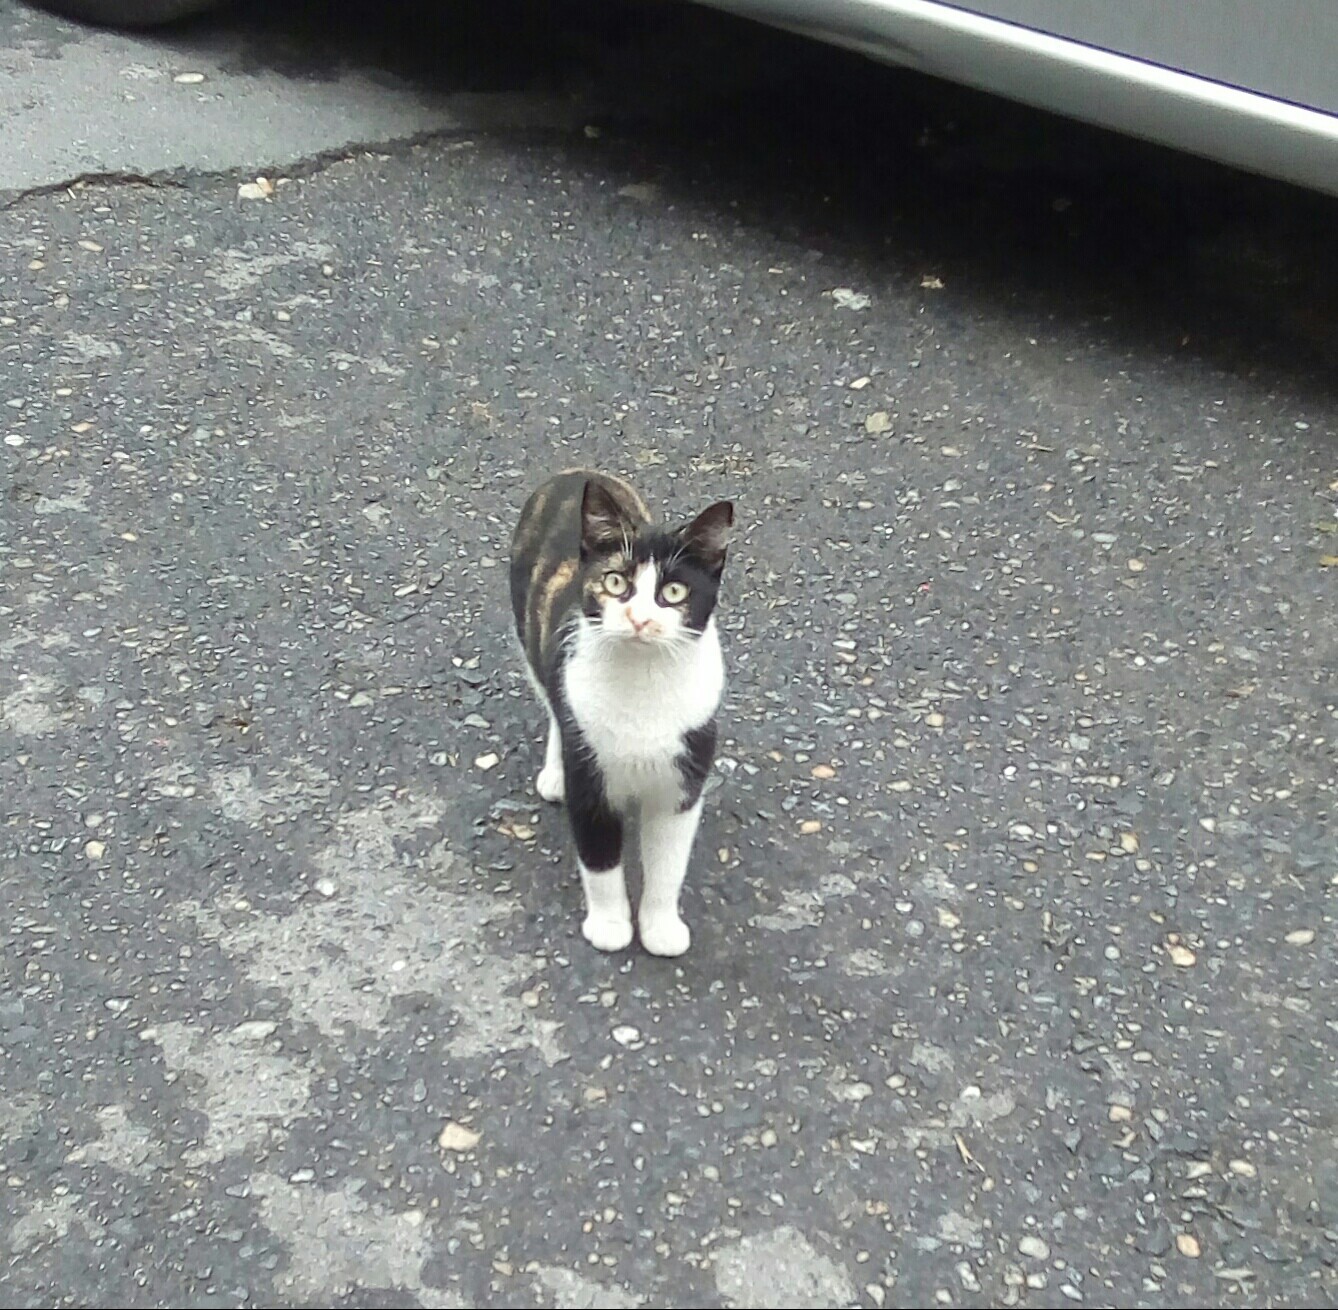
676, 718, 718, 811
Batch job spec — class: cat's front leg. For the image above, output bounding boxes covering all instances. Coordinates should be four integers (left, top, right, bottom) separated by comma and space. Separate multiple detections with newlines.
535, 709, 565, 803
564, 745, 632, 952
638, 800, 703, 957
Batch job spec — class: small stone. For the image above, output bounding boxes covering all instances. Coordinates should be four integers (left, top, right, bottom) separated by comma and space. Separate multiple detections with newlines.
838, 1081, 873, 1102
1108, 1105, 1133, 1123
438, 1122, 481, 1152
314, 877, 336, 898
1229, 1158, 1258, 1178
937, 907, 961, 929
474, 752, 500, 771
1175, 1233, 1201, 1259
799, 819, 823, 835
348, 691, 373, 708
78, 239, 104, 252
1285, 928, 1316, 946
173, 71, 206, 83
611, 1025, 641, 1046
237, 177, 276, 201
810, 764, 836, 779
1127, 558, 1146, 572
759, 1127, 778, 1147
1199, 816, 1217, 832
232, 1020, 278, 1041
831, 287, 871, 310
864, 411, 892, 435
925, 711, 945, 728
84, 840, 106, 859
1168, 944, 1197, 967
1118, 832, 1139, 853
288, 1167, 315, 1183
1018, 1235, 1050, 1261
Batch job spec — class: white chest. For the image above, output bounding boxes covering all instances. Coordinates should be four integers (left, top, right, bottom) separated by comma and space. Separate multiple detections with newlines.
563, 622, 723, 811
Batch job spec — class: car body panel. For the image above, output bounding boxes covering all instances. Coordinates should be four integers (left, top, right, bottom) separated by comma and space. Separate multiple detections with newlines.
698, 0, 1338, 194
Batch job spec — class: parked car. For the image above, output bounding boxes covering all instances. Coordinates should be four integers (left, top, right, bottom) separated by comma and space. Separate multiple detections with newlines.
31, 0, 1338, 196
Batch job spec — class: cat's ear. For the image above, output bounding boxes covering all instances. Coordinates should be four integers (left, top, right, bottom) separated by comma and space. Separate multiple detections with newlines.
581, 480, 634, 556
680, 501, 734, 574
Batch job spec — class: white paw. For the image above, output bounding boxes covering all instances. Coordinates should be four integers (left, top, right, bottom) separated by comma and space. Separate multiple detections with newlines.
582, 912, 634, 953
639, 912, 691, 958
536, 764, 565, 803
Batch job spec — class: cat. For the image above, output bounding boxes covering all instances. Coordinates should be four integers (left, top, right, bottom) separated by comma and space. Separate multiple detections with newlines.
509, 469, 734, 957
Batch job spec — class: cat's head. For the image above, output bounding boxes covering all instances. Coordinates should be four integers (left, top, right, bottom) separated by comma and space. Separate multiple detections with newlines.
578, 480, 733, 650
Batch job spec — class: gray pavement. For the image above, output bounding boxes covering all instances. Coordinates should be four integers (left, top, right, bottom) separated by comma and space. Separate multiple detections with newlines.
1, 2, 1335, 1307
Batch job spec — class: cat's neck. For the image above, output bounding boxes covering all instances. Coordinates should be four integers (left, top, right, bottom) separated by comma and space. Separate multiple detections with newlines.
568, 617, 720, 670
563, 618, 724, 722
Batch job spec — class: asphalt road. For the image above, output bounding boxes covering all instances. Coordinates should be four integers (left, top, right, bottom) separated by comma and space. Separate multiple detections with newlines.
2, 2, 1336, 1307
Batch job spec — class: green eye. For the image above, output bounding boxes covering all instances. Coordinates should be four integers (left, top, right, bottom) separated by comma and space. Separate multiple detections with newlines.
660, 581, 689, 605
603, 571, 629, 597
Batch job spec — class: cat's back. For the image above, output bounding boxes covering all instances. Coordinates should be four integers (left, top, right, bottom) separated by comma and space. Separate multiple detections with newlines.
510, 469, 650, 674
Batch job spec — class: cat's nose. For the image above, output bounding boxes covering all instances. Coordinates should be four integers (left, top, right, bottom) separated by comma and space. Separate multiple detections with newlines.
625, 609, 650, 634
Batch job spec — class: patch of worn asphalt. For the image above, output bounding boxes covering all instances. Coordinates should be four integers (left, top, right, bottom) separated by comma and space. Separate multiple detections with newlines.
1, 1, 1335, 1307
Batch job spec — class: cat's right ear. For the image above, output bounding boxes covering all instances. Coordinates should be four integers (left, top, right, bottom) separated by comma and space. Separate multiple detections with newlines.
581, 480, 632, 557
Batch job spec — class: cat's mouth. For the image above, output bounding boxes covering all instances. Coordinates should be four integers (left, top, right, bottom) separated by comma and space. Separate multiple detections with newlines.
601, 621, 676, 650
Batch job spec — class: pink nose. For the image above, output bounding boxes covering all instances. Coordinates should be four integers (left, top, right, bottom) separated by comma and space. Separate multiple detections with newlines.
625, 609, 649, 633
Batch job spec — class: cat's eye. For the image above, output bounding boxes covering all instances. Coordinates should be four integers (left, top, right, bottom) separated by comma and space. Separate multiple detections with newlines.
659, 581, 689, 605
603, 571, 630, 597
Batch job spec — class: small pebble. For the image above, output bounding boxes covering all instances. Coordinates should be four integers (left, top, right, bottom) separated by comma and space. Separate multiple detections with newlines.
438, 1122, 481, 1152
1018, 1235, 1050, 1261
611, 1025, 641, 1046
1285, 928, 1316, 945
314, 877, 336, 898
232, 1020, 277, 1041
237, 177, 276, 201
474, 752, 500, 771
84, 840, 106, 859
1176, 1233, 1201, 1259
1168, 944, 1197, 967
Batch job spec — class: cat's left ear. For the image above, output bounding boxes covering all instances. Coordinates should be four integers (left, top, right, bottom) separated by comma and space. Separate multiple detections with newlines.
680, 501, 734, 574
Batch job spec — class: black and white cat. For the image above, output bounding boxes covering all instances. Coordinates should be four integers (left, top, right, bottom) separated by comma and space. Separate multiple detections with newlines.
510, 470, 734, 956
